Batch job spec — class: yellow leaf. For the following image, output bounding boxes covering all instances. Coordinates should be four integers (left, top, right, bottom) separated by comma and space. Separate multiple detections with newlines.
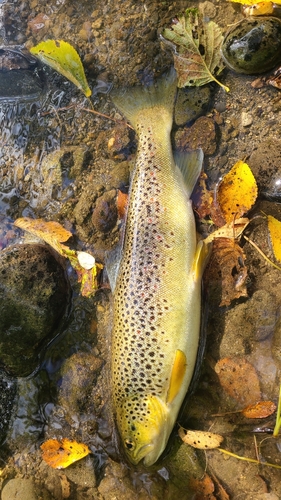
217, 161, 258, 224
14, 217, 72, 254
268, 215, 281, 262
229, 0, 281, 5
178, 427, 224, 449
30, 40, 91, 97
40, 438, 91, 469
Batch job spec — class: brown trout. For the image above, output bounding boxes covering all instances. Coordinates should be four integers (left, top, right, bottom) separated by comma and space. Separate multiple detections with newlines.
111, 70, 208, 466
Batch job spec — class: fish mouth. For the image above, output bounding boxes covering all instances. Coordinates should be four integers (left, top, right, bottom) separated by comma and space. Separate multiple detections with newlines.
127, 443, 154, 466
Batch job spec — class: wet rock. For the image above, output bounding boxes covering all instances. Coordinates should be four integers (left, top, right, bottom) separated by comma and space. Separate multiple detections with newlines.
0, 373, 17, 443
175, 116, 217, 155
92, 190, 118, 233
59, 352, 103, 421
107, 161, 130, 192
1, 478, 50, 500
249, 139, 281, 199
0, 244, 70, 377
0, 47, 44, 99
174, 86, 211, 126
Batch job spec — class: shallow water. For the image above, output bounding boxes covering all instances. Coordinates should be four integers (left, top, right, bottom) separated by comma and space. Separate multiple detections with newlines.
1, 0, 281, 499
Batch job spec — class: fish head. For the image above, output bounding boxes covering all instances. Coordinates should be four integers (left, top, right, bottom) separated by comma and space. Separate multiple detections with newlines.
117, 393, 171, 467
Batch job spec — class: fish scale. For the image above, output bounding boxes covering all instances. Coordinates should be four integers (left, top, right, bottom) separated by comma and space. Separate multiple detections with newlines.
111, 70, 207, 466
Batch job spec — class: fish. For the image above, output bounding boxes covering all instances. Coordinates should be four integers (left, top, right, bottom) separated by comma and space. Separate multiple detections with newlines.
110, 69, 208, 467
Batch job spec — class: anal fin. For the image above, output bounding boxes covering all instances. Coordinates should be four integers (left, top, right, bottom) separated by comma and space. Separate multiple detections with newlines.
192, 239, 211, 283
166, 349, 187, 404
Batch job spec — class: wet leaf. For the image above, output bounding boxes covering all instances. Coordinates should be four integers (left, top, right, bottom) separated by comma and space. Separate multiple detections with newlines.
268, 215, 281, 262
204, 218, 250, 245
14, 217, 72, 254
117, 190, 128, 220
75, 261, 103, 298
14, 217, 103, 297
162, 9, 228, 91
230, 0, 279, 4
242, 400, 276, 419
217, 161, 258, 224
215, 357, 261, 406
41, 438, 90, 469
189, 473, 216, 499
179, 427, 224, 449
30, 40, 91, 97
205, 237, 248, 306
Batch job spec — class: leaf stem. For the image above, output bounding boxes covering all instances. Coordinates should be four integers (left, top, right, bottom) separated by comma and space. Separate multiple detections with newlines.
218, 448, 281, 470
273, 384, 281, 437
243, 235, 281, 272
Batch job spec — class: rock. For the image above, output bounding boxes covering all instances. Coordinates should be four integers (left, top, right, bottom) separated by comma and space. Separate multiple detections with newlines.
175, 116, 217, 155
174, 86, 211, 126
92, 190, 118, 233
0, 372, 17, 443
249, 139, 281, 199
0, 244, 70, 376
241, 111, 253, 127
1, 478, 39, 500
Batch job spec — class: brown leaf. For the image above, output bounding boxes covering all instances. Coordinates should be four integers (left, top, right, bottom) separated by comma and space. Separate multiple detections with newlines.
192, 172, 214, 219
242, 400, 276, 419
215, 357, 261, 406
189, 473, 216, 500
205, 237, 248, 306
14, 217, 72, 254
117, 190, 128, 220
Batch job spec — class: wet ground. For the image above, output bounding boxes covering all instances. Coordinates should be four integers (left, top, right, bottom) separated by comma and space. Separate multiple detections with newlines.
1, 0, 281, 498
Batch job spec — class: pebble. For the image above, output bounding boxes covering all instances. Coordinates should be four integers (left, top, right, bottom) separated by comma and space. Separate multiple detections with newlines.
241, 111, 253, 127
1, 478, 38, 500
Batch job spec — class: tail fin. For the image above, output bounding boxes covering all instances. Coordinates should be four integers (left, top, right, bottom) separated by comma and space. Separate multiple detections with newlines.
111, 68, 178, 129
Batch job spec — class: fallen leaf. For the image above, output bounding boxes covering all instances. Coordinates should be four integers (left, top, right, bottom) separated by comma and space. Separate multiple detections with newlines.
205, 237, 248, 306
268, 215, 281, 262
217, 161, 258, 224
117, 190, 128, 220
230, 0, 279, 5
30, 40, 91, 97
14, 217, 72, 254
162, 9, 228, 91
179, 427, 224, 449
215, 357, 261, 406
41, 438, 90, 469
14, 217, 103, 297
267, 67, 281, 89
204, 218, 250, 245
242, 2, 275, 15
189, 473, 216, 499
59, 474, 71, 499
242, 400, 276, 419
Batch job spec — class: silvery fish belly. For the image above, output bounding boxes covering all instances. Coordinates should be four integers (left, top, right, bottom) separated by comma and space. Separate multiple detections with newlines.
110, 70, 207, 467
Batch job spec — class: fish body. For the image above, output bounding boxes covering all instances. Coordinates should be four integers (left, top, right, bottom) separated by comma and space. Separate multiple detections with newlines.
111, 71, 207, 466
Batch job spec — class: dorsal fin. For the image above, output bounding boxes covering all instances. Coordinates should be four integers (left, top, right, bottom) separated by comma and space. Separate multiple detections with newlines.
166, 349, 187, 404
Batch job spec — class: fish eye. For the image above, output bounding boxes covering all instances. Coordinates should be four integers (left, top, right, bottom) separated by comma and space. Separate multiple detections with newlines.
125, 439, 135, 451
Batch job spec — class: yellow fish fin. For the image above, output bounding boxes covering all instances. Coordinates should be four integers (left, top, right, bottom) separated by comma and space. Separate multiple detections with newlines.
166, 349, 187, 404
192, 239, 211, 283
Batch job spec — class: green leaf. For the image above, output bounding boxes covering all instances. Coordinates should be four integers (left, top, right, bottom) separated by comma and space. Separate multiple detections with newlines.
162, 9, 229, 91
30, 39, 91, 97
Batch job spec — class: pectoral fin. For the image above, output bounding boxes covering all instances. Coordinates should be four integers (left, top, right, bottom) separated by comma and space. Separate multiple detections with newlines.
166, 350, 187, 404
192, 239, 211, 283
